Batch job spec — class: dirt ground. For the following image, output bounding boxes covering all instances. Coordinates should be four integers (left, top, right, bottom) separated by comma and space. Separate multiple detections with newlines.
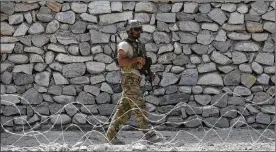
1, 127, 275, 151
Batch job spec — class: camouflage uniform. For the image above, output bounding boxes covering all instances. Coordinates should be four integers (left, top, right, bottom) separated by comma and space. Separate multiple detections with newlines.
106, 72, 149, 141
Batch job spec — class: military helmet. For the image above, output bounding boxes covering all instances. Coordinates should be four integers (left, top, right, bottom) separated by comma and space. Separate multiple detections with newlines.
125, 19, 142, 31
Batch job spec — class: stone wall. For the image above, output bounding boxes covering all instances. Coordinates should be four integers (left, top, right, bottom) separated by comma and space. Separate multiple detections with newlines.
0, 1, 275, 131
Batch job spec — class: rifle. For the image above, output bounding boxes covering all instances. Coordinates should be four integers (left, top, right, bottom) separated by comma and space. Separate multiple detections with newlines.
139, 56, 154, 92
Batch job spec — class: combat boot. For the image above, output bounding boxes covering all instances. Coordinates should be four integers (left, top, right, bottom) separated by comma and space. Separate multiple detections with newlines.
143, 130, 164, 143
110, 137, 125, 145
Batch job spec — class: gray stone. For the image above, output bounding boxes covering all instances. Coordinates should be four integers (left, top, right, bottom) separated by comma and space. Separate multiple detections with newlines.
263, 22, 275, 33
135, 13, 150, 23
228, 12, 244, 24
13, 23, 29, 36
35, 71, 50, 87
264, 66, 275, 74
49, 62, 63, 72
135, 2, 157, 13
14, 3, 40, 12
97, 104, 115, 116
158, 44, 173, 54
32, 34, 49, 47
160, 93, 190, 106
160, 73, 178, 87
49, 104, 64, 114
201, 23, 219, 31
228, 96, 245, 106
245, 14, 261, 22
12, 42, 22, 54
232, 51, 248, 64
48, 85, 62, 96
230, 116, 247, 128
100, 11, 132, 25
88, 1, 111, 14
192, 86, 203, 94
256, 112, 271, 124
29, 54, 44, 63
233, 86, 251, 96
1, 43, 15, 54
156, 13, 175, 23
215, 29, 227, 41
221, 3, 236, 12
1, 2, 15, 15
224, 69, 241, 86
35, 102, 50, 115
28, 23, 44, 34
48, 44, 66, 53
1, 63, 13, 73
24, 12, 32, 24
158, 53, 176, 64
190, 55, 201, 64
96, 92, 110, 104
234, 41, 260, 52
79, 42, 90, 56
255, 53, 274, 66
9, 14, 24, 25
179, 86, 191, 94
100, 82, 113, 94
185, 101, 202, 115
241, 74, 256, 88
106, 71, 121, 84
199, 4, 211, 13
195, 14, 213, 23
13, 64, 33, 75
178, 32, 196, 44
212, 40, 231, 52
252, 62, 263, 74
14, 115, 27, 125
153, 32, 170, 44
62, 63, 86, 78
100, 25, 117, 34
251, 86, 264, 92
171, 3, 183, 12
194, 95, 211, 105
184, 2, 198, 13
262, 10, 275, 22
46, 20, 60, 34
81, 105, 98, 114
237, 4, 248, 14
21, 88, 43, 105
184, 115, 202, 128
70, 76, 90, 84
55, 54, 93, 63
86, 62, 105, 74
24, 47, 44, 55
51, 114, 71, 125
208, 8, 227, 25
198, 72, 224, 86
71, 21, 87, 34
37, 12, 54, 23
94, 53, 113, 63
251, 1, 268, 15
210, 51, 232, 65
55, 11, 75, 24
176, 12, 195, 21
13, 73, 33, 86
64, 104, 78, 116
246, 21, 263, 33
221, 106, 238, 118
80, 13, 97, 23
197, 30, 214, 45
67, 45, 79, 55
53, 95, 75, 104
72, 113, 87, 124
252, 33, 269, 42
55, 30, 78, 45
179, 21, 200, 33
71, 3, 87, 13
202, 106, 220, 117
203, 87, 220, 95
198, 63, 217, 73
179, 69, 198, 86
79, 33, 91, 42
90, 75, 105, 85
261, 105, 275, 114
76, 91, 95, 105
123, 2, 135, 11
227, 32, 250, 40
90, 30, 110, 44
62, 85, 76, 96
8, 54, 28, 64
111, 2, 122, 12
252, 92, 274, 105
257, 73, 270, 85
191, 44, 208, 55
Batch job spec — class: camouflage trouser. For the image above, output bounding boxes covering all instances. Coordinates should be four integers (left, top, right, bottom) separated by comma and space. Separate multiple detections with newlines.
106, 73, 149, 141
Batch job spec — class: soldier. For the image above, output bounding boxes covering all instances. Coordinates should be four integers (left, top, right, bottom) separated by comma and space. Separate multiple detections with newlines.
106, 20, 163, 145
